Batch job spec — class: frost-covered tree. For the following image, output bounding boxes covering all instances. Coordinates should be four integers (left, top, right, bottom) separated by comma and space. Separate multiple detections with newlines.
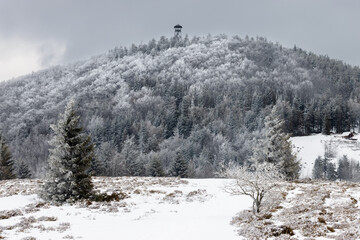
149, 156, 165, 177
253, 106, 300, 180
326, 161, 337, 181
40, 100, 94, 203
220, 161, 283, 214
338, 155, 352, 181
312, 156, 326, 179
94, 141, 114, 176
121, 137, 144, 176
17, 161, 32, 179
171, 151, 188, 178
0, 132, 15, 180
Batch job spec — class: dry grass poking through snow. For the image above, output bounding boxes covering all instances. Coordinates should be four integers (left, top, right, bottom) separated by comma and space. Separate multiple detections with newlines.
0, 177, 211, 240
0, 179, 41, 197
232, 180, 360, 239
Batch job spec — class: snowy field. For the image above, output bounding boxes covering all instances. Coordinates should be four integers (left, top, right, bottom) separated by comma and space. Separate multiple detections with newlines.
292, 133, 360, 178
0, 177, 252, 240
1, 177, 360, 239
2, 133, 360, 239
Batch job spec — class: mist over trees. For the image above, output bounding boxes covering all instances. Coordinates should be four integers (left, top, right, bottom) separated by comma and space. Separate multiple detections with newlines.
1, 34, 360, 178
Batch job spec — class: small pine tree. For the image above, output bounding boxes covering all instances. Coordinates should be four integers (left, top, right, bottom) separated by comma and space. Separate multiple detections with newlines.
122, 137, 144, 176
312, 156, 325, 179
171, 152, 188, 178
326, 162, 337, 181
149, 156, 165, 177
338, 155, 351, 181
17, 161, 32, 179
40, 100, 94, 203
0, 132, 15, 180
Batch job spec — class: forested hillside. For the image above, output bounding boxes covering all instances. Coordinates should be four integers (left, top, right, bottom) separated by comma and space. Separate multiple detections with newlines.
1, 35, 360, 177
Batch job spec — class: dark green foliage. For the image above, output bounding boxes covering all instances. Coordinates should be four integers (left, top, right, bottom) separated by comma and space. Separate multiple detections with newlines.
0, 132, 15, 180
122, 137, 145, 176
338, 155, 352, 181
312, 156, 326, 179
171, 152, 188, 178
326, 162, 337, 181
17, 161, 32, 179
312, 156, 338, 180
178, 96, 193, 138
40, 100, 94, 203
149, 156, 165, 177
91, 156, 105, 176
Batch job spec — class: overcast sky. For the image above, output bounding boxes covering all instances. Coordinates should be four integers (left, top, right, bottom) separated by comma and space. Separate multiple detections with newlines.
0, 0, 359, 82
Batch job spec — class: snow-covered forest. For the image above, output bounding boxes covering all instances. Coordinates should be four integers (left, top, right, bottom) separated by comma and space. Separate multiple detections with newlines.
1, 34, 360, 178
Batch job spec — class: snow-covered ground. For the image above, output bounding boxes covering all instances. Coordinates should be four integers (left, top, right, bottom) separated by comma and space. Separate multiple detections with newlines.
292, 133, 360, 178
0, 177, 252, 240
2, 133, 360, 239
1, 177, 360, 239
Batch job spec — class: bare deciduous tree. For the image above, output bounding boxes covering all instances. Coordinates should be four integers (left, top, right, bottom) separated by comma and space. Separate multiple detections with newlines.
220, 161, 283, 214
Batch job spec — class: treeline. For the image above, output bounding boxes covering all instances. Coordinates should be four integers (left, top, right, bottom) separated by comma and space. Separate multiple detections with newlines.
0, 34, 360, 178
313, 155, 360, 182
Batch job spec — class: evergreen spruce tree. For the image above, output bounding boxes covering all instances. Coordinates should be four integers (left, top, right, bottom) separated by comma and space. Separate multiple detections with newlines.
149, 156, 165, 177
122, 137, 144, 176
326, 162, 337, 181
0, 132, 15, 180
312, 156, 325, 179
178, 96, 193, 139
17, 161, 32, 179
171, 151, 188, 178
253, 106, 300, 180
40, 100, 94, 203
338, 155, 351, 181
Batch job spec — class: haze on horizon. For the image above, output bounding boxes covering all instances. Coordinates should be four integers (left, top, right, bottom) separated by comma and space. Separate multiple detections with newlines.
0, 0, 359, 82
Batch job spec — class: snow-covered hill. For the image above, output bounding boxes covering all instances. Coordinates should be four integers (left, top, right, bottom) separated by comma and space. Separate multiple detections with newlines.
292, 132, 360, 178
1, 34, 360, 179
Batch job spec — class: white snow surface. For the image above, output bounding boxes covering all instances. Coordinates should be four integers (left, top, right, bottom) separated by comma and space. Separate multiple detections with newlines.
0, 194, 37, 211
291, 133, 360, 178
0, 178, 252, 240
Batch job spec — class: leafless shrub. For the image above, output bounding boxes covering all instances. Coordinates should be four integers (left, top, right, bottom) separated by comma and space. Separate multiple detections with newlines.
0, 209, 23, 219
38, 216, 57, 221
21, 237, 37, 240
57, 222, 70, 233
63, 235, 74, 239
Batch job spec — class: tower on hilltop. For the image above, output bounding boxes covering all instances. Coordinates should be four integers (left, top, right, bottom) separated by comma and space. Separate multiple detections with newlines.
174, 24, 182, 38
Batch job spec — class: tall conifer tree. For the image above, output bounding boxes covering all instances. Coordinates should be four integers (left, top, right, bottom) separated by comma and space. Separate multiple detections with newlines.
171, 152, 188, 178
40, 100, 94, 203
0, 132, 15, 180
17, 161, 32, 179
265, 106, 300, 179
252, 106, 300, 180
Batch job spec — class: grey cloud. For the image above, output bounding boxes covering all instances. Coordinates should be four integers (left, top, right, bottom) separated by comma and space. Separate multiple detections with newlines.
1, 0, 359, 66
